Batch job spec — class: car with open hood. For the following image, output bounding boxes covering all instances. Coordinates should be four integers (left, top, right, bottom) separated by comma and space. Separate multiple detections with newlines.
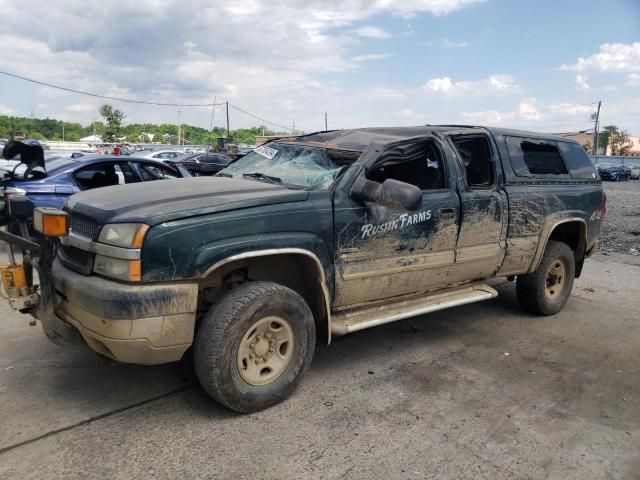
0, 153, 191, 225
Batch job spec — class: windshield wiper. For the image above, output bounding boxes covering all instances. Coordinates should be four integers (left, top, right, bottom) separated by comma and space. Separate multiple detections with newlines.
242, 172, 282, 184
216, 172, 232, 177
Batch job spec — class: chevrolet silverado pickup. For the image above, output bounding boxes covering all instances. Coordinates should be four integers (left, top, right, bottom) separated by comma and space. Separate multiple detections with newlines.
1, 127, 604, 412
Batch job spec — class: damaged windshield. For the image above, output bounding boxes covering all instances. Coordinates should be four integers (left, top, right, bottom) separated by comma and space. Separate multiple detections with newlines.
218, 142, 348, 190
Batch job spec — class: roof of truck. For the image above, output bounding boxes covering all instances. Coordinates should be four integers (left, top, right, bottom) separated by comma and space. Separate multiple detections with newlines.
276, 126, 577, 152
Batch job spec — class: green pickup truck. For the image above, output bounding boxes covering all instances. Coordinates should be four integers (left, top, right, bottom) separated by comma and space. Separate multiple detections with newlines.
3, 126, 605, 412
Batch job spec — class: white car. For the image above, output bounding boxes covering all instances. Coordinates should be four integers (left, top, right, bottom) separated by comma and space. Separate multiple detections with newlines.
630, 165, 640, 180
137, 149, 182, 160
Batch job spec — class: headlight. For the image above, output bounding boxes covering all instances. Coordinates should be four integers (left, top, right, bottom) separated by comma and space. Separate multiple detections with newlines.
94, 255, 141, 282
98, 223, 149, 248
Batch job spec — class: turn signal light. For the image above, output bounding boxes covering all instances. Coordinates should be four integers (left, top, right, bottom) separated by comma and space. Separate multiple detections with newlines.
33, 208, 69, 237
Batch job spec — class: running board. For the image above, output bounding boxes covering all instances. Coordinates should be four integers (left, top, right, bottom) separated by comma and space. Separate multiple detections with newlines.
331, 283, 498, 336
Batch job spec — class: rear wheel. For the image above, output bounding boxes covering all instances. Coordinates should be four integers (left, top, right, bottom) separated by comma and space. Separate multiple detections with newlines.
516, 240, 575, 315
194, 281, 316, 413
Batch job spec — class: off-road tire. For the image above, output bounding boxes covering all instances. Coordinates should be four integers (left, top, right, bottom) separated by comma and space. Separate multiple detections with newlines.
516, 240, 575, 316
194, 281, 316, 413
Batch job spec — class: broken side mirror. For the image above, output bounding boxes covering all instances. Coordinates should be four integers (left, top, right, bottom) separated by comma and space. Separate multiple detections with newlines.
351, 177, 422, 211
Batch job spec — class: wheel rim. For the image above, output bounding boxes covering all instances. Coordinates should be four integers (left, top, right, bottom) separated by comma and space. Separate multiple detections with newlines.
545, 260, 566, 301
236, 316, 294, 386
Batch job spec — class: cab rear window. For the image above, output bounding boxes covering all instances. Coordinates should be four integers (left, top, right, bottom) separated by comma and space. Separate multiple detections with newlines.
506, 136, 597, 179
557, 141, 598, 179
505, 137, 568, 176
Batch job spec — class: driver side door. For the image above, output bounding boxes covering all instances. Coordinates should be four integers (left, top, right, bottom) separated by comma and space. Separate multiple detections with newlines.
332, 137, 460, 309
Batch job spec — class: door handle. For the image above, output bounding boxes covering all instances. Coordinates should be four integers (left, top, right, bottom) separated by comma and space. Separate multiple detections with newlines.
439, 208, 456, 217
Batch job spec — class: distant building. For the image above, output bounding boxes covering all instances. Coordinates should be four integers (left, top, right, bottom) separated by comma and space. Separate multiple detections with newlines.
554, 131, 596, 152
606, 135, 640, 157
554, 130, 640, 156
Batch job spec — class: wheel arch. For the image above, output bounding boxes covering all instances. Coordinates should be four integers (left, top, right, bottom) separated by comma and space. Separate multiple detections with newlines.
529, 217, 588, 277
199, 249, 332, 344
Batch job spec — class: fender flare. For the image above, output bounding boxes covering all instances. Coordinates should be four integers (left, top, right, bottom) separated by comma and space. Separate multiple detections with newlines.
201, 248, 333, 344
528, 216, 587, 273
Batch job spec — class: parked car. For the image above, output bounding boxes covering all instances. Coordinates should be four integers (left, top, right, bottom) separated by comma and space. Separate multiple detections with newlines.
138, 149, 182, 160
597, 163, 630, 181
0, 155, 191, 223
24, 139, 50, 150
1, 126, 604, 413
169, 152, 233, 176
628, 164, 640, 180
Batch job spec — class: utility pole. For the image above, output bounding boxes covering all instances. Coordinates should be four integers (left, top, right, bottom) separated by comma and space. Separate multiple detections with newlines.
226, 101, 230, 138
62, 122, 65, 142
324, 112, 328, 132
593, 100, 601, 155
177, 108, 181, 146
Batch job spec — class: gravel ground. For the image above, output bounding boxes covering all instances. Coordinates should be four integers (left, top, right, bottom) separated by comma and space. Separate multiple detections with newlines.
600, 180, 640, 256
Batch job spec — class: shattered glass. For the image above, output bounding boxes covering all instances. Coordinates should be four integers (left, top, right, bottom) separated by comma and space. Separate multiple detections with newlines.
219, 143, 343, 190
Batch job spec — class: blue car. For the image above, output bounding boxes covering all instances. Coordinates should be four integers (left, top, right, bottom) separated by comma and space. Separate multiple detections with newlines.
596, 163, 630, 181
1, 154, 191, 223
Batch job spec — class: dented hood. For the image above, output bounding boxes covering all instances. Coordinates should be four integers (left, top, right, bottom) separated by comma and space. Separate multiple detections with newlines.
65, 176, 308, 225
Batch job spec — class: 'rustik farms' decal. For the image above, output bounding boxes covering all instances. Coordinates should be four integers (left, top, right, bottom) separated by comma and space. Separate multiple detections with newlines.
361, 210, 432, 239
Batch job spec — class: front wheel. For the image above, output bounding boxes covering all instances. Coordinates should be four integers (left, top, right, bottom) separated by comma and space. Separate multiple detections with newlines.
194, 281, 316, 413
516, 240, 575, 315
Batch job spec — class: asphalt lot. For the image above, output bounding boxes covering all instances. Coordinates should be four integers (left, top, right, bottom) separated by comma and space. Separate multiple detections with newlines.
0, 252, 639, 480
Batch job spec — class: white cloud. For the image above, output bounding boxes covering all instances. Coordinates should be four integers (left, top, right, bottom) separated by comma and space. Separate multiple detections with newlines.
374, 0, 485, 18
576, 74, 590, 91
350, 53, 392, 62
561, 42, 640, 72
422, 37, 468, 48
65, 103, 98, 112
352, 26, 391, 39
423, 74, 520, 95
441, 37, 468, 48
460, 98, 599, 130
0, 104, 15, 115
424, 77, 454, 92
0, 0, 487, 129
628, 73, 640, 87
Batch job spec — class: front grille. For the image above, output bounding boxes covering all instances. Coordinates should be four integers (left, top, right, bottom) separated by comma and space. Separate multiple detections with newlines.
70, 212, 99, 240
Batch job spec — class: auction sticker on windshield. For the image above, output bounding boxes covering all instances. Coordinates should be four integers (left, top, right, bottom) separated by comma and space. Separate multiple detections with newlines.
253, 145, 278, 159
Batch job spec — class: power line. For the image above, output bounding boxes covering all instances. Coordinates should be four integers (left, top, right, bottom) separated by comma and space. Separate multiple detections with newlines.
0, 70, 226, 107
229, 103, 293, 132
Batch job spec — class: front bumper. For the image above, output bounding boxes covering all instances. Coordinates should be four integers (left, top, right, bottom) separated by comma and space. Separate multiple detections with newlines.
51, 259, 198, 365
598, 172, 617, 180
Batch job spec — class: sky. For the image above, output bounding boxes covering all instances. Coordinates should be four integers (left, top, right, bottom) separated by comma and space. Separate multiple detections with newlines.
0, 0, 639, 135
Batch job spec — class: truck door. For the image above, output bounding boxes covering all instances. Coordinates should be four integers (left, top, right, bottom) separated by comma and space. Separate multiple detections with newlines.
446, 132, 507, 282
332, 136, 460, 308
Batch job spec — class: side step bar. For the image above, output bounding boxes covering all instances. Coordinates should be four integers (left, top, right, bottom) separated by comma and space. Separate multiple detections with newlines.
331, 283, 498, 336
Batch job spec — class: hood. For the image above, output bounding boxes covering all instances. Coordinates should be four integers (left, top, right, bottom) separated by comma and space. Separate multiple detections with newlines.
65, 177, 309, 225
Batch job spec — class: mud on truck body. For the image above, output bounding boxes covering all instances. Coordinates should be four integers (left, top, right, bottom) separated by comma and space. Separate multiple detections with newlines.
0, 127, 604, 413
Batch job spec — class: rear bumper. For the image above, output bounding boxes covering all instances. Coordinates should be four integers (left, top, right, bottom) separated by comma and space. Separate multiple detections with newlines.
51, 259, 198, 365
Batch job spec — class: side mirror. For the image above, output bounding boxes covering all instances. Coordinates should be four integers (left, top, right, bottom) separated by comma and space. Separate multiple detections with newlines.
352, 178, 422, 211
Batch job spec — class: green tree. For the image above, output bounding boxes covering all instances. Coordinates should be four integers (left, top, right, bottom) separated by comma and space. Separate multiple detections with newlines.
600, 125, 634, 156
99, 104, 125, 142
